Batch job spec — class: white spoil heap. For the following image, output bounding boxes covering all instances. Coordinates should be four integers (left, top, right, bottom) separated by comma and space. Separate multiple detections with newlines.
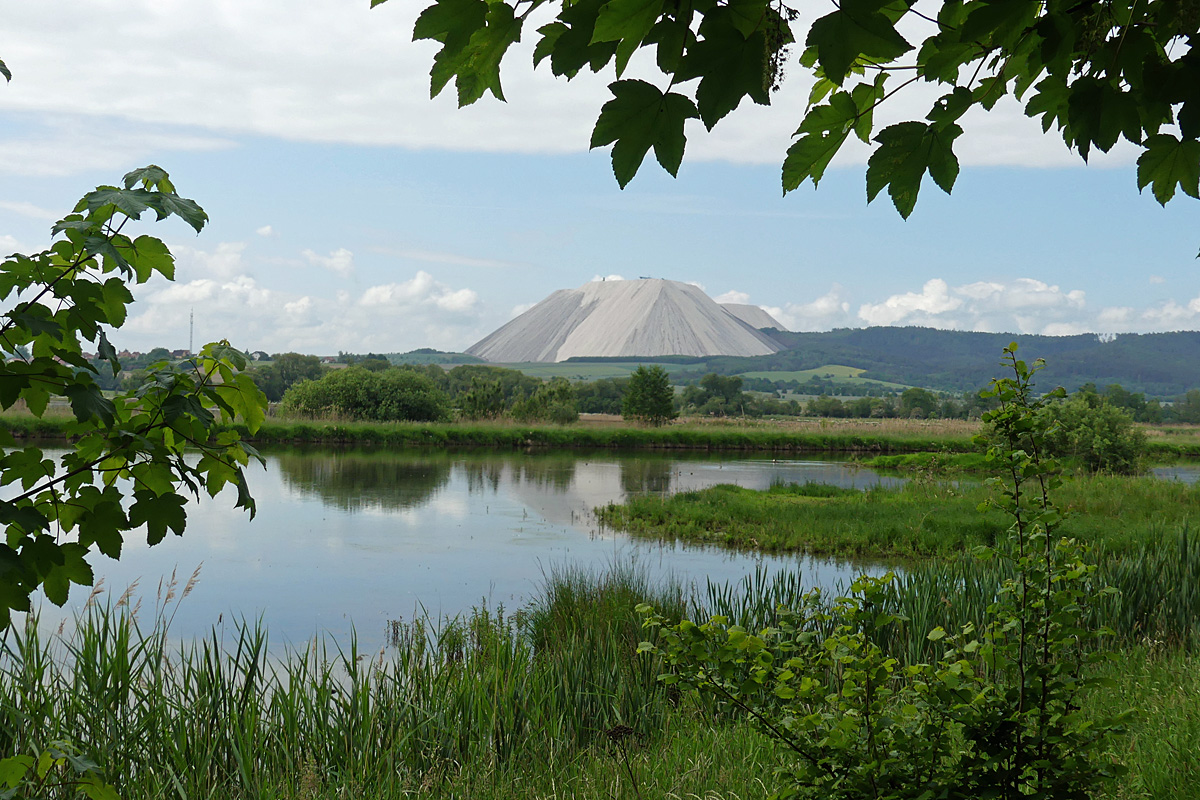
466, 278, 785, 363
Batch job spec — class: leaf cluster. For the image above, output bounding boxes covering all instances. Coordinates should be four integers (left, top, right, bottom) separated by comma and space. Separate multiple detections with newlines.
0, 740, 118, 800
389, 0, 1200, 217
0, 168, 267, 627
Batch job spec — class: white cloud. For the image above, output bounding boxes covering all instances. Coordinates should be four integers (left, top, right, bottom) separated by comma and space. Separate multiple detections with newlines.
1149, 275, 1165, 284
115, 243, 485, 354
301, 247, 355, 277
714, 290, 751, 304
359, 270, 479, 315
510, 302, 536, 318
172, 241, 247, 280
255, 225, 274, 237
0, 1, 1112, 174
0, 235, 27, 255
858, 279, 962, 326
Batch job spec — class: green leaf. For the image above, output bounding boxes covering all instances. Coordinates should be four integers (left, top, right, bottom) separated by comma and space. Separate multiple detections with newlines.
123, 165, 176, 193
155, 193, 208, 233
866, 121, 962, 218
0, 58, 11, 83
41, 545, 93, 606
591, 80, 699, 187
592, 0, 663, 45
806, 0, 911, 85
1136, 134, 1200, 205
82, 187, 154, 220
727, 0, 770, 38
0, 755, 34, 788
1065, 77, 1142, 161
454, 3, 524, 106
782, 133, 847, 192
414, 0, 488, 55
679, 10, 772, 130
129, 492, 187, 546
65, 383, 117, 426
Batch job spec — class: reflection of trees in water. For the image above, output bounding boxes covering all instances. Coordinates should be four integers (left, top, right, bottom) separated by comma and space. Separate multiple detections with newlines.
514, 454, 576, 491
458, 453, 577, 494
275, 450, 453, 512
462, 459, 505, 495
620, 458, 674, 496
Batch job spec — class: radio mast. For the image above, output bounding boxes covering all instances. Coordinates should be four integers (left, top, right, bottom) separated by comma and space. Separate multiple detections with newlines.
189, 309, 194, 356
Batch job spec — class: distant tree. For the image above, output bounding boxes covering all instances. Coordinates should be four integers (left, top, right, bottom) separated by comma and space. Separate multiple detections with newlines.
806, 395, 847, 418
251, 352, 327, 401
899, 387, 939, 418
512, 377, 579, 424
623, 366, 677, 426
1171, 390, 1200, 424
460, 377, 505, 419
574, 376, 629, 414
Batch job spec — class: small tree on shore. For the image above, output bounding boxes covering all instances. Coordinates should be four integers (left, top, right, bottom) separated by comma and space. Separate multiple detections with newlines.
622, 366, 676, 427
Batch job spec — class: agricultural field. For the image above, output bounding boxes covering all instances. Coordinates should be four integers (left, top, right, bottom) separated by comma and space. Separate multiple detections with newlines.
495, 361, 694, 381
737, 364, 913, 390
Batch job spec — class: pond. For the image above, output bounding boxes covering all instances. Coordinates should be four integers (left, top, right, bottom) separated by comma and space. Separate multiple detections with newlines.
36, 448, 903, 651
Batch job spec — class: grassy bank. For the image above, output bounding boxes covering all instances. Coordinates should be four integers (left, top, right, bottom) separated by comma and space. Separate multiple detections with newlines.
597, 474, 1200, 559
2, 564, 1196, 798
0, 412, 981, 454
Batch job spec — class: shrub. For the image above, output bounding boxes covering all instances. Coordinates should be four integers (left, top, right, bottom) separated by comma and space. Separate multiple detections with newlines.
1038, 392, 1147, 474
279, 366, 449, 422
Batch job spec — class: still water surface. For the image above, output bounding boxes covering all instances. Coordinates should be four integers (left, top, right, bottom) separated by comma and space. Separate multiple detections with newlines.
45, 448, 902, 650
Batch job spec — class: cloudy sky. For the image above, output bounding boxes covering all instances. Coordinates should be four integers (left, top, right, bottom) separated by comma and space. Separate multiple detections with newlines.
1, 0, 1196, 355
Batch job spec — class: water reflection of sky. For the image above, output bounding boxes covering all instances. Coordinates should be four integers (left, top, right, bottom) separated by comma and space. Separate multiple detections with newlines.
31, 450, 907, 651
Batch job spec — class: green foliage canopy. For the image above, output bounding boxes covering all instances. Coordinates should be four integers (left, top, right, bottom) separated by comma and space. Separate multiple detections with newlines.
1038, 388, 1147, 473
278, 366, 451, 422
0, 168, 267, 627
622, 365, 677, 425
250, 352, 328, 402
386, 0, 1200, 218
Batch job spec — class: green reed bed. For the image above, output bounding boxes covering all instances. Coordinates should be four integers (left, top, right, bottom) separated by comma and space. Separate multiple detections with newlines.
597, 474, 1200, 559
0, 567, 787, 799
4, 558, 1200, 798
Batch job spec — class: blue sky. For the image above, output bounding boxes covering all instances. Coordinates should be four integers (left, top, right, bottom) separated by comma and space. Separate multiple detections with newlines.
0, 1, 1196, 355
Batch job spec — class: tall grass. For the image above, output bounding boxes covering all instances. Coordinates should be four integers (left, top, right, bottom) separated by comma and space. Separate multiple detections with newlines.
0, 566, 744, 798
3, 553, 1200, 797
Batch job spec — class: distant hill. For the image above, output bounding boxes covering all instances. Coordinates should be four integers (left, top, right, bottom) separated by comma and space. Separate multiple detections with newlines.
389, 349, 486, 365
562, 328, 1200, 397
700, 328, 1200, 396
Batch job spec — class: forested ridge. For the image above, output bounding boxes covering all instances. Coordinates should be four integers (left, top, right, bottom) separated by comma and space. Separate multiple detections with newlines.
570, 328, 1200, 396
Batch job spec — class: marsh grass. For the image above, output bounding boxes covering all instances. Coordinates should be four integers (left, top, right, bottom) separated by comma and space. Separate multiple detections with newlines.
3, 558, 1200, 797
598, 474, 1200, 560
0, 565, 790, 798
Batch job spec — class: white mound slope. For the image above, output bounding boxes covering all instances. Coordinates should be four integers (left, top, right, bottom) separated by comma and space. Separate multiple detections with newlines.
467, 279, 784, 363
721, 303, 787, 331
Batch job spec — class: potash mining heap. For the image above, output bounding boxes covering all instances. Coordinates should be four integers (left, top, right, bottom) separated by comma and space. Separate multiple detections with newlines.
466, 278, 787, 363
